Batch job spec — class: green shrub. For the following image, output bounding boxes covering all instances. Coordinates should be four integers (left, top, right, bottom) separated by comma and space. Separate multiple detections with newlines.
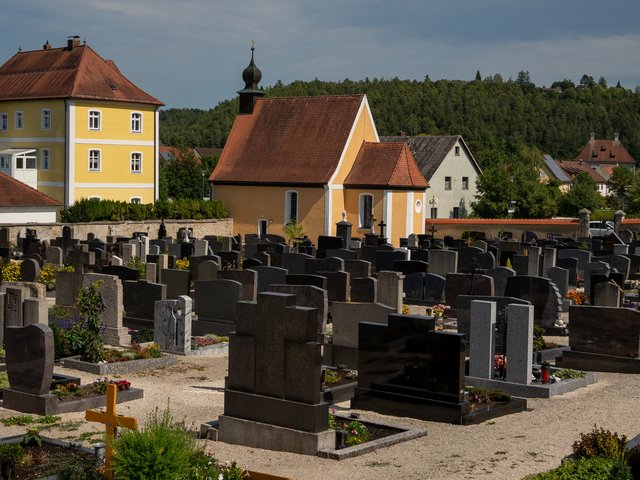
56, 453, 105, 480
573, 425, 628, 461
530, 457, 632, 479
74, 282, 106, 363
111, 406, 196, 480
38, 264, 75, 289
0, 260, 21, 281
555, 368, 586, 380
60, 198, 227, 223
533, 326, 548, 351
627, 444, 640, 479
0, 371, 8, 389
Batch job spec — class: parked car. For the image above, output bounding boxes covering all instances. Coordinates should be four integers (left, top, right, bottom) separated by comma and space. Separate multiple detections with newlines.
589, 220, 614, 237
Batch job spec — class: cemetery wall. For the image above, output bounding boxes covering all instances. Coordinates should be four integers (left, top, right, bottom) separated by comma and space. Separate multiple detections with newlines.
0, 218, 233, 242
426, 218, 581, 240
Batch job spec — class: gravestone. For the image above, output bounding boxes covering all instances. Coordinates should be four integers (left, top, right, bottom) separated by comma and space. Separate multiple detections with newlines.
428, 250, 458, 276
257, 243, 287, 267
593, 281, 623, 307
83, 273, 130, 346
285, 274, 327, 289
557, 249, 592, 276
101, 265, 139, 282
253, 251, 271, 266
473, 240, 488, 252
253, 266, 288, 293
198, 260, 219, 282
45, 246, 64, 266
424, 273, 446, 302
410, 248, 429, 263
352, 314, 468, 424
468, 300, 496, 379
377, 271, 403, 311
218, 251, 242, 270
160, 268, 191, 299
343, 259, 372, 279
484, 267, 516, 297
403, 272, 425, 300
375, 249, 408, 273
393, 260, 428, 275
583, 261, 611, 298
242, 258, 262, 269
5, 323, 54, 395
595, 255, 631, 282
146, 262, 157, 283
444, 273, 494, 310
547, 266, 569, 298
22, 298, 48, 327
325, 248, 357, 261
556, 257, 578, 287
194, 239, 209, 256
282, 253, 314, 275
542, 247, 557, 277
123, 280, 167, 329
474, 252, 496, 270
219, 292, 333, 455
218, 269, 258, 302
154, 295, 192, 354
351, 277, 377, 303
324, 271, 350, 302
304, 257, 344, 274
317, 235, 343, 258
269, 284, 328, 332
192, 280, 242, 336
457, 247, 485, 273
504, 276, 562, 326
189, 255, 221, 282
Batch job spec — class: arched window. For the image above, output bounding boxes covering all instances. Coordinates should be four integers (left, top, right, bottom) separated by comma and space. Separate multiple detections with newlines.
285, 190, 298, 224
359, 194, 374, 228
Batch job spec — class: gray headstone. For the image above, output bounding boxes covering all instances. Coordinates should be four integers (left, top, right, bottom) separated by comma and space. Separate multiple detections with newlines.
4, 287, 24, 329
83, 273, 129, 346
542, 247, 557, 277
253, 266, 289, 293
504, 276, 562, 326
484, 266, 516, 297
505, 304, 533, 385
269, 284, 328, 332
45, 246, 64, 266
304, 257, 344, 274
146, 262, 157, 283
160, 268, 191, 299
444, 273, 494, 310
428, 250, 458, 276
403, 272, 425, 300
343, 259, 372, 279
218, 269, 258, 301
198, 260, 219, 281
23, 297, 48, 326
584, 261, 611, 298
547, 266, 569, 297
468, 300, 496, 379
154, 295, 192, 354
281, 253, 314, 275
593, 281, 622, 307
424, 273, 446, 302
20, 259, 40, 283
5, 323, 54, 395
195, 279, 243, 324
350, 277, 377, 303
376, 271, 403, 311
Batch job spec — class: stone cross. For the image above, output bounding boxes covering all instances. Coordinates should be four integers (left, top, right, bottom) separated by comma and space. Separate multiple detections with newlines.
378, 220, 387, 238
85, 384, 138, 480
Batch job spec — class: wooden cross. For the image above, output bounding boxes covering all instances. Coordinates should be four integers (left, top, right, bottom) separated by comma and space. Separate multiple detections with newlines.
378, 219, 387, 238
85, 383, 138, 480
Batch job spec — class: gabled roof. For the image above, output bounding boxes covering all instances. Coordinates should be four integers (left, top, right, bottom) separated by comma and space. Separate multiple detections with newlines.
344, 142, 429, 189
0, 172, 61, 207
0, 43, 163, 105
210, 95, 364, 185
542, 154, 571, 183
557, 161, 607, 183
574, 138, 635, 165
380, 135, 481, 180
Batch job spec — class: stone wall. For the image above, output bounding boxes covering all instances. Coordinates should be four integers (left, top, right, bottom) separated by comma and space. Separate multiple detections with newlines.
0, 218, 233, 242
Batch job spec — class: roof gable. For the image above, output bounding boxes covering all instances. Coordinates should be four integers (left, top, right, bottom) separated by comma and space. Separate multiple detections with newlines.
574, 139, 636, 164
381, 135, 481, 179
0, 44, 162, 105
344, 142, 428, 189
211, 95, 364, 184
0, 173, 61, 207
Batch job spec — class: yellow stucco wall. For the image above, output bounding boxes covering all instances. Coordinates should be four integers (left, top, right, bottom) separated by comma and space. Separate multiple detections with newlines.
343, 189, 383, 237
72, 101, 156, 204
330, 102, 379, 185
213, 185, 326, 242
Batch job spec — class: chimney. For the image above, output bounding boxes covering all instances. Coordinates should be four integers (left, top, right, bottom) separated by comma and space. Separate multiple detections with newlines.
43, 40, 52, 50
66, 36, 81, 50
590, 132, 595, 141
614, 132, 619, 142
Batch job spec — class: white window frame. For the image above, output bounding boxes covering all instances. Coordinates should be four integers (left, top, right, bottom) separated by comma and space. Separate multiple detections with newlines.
88, 149, 101, 172
130, 112, 142, 133
444, 176, 452, 190
41, 148, 50, 170
130, 197, 142, 204
14, 111, 23, 129
359, 193, 374, 229
462, 176, 469, 190
454, 145, 460, 156
130, 152, 142, 173
88, 110, 101, 131
41, 109, 51, 130
0, 113, 8, 131
284, 190, 299, 224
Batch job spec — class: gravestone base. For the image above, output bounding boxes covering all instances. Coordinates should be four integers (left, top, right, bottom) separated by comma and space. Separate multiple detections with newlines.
465, 371, 598, 398
555, 350, 640, 373
351, 387, 469, 424
191, 318, 236, 337
322, 381, 357, 404
102, 326, 131, 347
2, 387, 143, 416
218, 415, 335, 456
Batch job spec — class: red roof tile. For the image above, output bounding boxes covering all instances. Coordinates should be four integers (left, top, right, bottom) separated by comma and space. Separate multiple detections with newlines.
0, 173, 61, 207
573, 138, 635, 164
210, 95, 364, 184
0, 44, 162, 105
557, 161, 607, 183
345, 142, 428, 189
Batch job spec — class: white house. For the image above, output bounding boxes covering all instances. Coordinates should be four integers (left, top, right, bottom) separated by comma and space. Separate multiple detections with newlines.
382, 135, 481, 218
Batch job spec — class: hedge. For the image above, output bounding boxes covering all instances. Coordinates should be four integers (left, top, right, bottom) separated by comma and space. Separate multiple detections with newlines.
60, 198, 228, 223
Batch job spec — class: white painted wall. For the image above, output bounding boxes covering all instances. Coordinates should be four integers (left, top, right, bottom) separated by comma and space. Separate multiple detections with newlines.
426, 140, 480, 218
0, 207, 58, 223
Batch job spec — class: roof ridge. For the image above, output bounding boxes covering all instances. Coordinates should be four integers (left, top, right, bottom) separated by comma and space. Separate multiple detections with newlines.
68, 44, 87, 97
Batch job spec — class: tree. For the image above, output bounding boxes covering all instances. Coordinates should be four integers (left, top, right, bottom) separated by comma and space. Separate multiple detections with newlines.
475, 70, 482, 81
162, 147, 204, 200
558, 172, 604, 216
579, 74, 596, 88
607, 166, 636, 209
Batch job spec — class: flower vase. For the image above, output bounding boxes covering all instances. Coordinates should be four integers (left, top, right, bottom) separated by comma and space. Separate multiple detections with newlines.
435, 315, 444, 330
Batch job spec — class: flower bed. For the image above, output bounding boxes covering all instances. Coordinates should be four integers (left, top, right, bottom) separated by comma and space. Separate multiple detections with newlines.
61, 352, 176, 375
187, 334, 230, 357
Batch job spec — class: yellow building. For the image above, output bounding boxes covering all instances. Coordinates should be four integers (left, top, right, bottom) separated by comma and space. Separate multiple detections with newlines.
210, 48, 428, 246
0, 37, 163, 206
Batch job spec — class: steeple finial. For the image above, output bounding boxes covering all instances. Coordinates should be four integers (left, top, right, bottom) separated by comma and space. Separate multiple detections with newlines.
238, 40, 265, 114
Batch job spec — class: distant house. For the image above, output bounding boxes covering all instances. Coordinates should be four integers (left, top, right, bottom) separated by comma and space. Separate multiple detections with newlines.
381, 135, 481, 218
0, 171, 60, 222
539, 154, 571, 192
573, 133, 636, 171
210, 48, 428, 245
0, 37, 163, 206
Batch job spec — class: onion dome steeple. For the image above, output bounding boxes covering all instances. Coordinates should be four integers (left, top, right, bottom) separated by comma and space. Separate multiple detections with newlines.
238, 40, 265, 115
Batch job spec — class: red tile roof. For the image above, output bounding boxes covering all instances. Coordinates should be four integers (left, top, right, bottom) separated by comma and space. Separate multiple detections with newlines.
557, 160, 607, 183
0, 44, 163, 105
345, 142, 428, 189
573, 138, 635, 164
210, 95, 364, 184
0, 173, 61, 207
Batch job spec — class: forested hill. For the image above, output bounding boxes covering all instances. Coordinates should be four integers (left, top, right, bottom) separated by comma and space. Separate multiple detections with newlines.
159, 76, 640, 166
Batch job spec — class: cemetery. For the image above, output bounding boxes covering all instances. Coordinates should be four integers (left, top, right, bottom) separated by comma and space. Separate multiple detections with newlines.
0, 214, 640, 479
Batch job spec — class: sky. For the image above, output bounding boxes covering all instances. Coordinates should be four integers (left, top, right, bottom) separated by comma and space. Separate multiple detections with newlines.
1, 0, 640, 109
